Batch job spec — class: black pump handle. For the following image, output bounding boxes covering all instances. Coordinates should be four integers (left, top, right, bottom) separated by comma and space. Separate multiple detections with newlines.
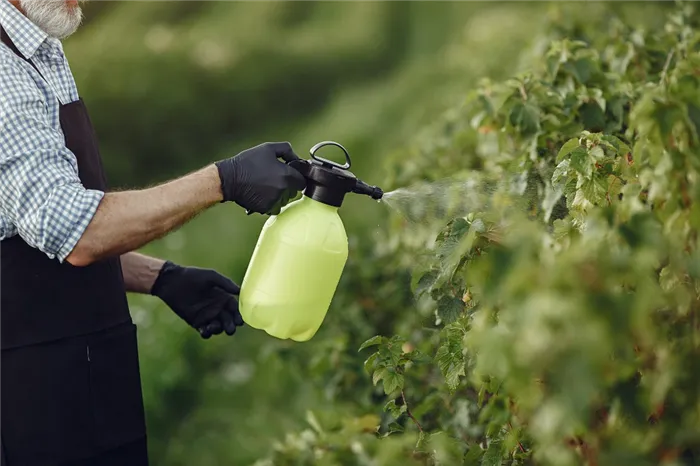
309, 141, 351, 170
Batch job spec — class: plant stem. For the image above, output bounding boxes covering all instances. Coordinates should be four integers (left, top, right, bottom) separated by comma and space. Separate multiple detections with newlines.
402, 390, 424, 432
660, 49, 675, 84
508, 422, 526, 453
518, 82, 528, 101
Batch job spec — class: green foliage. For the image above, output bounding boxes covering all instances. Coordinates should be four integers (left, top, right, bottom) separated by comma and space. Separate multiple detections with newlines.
259, 2, 700, 465
63, 1, 694, 464
71, 3, 550, 464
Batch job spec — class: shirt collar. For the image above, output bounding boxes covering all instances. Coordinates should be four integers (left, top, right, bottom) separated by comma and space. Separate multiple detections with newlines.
0, 0, 49, 59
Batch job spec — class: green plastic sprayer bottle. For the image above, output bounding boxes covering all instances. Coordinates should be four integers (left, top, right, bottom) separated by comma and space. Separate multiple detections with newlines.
239, 141, 383, 342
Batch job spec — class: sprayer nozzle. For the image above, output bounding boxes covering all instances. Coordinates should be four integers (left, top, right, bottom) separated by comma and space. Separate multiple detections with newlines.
353, 180, 383, 200
370, 187, 384, 200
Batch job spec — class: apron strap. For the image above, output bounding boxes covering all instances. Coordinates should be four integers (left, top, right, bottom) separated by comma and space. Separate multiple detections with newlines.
0, 26, 34, 68
1, 26, 64, 102
1, 26, 18, 52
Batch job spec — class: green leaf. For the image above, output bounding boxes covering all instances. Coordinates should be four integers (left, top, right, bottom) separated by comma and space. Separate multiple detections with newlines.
602, 134, 632, 157
581, 174, 608, 205
373, 367, 388, 387
384, 399, 407, 418
305, 410, 324, 434
590, 89, 606, 112
545, 42, 564, 79
564, 56, 595, 84
556, 137, 580, 162
579, 102, 606, 132
406, 349, 431, 363
436, 323, 466, 392
487, 377, 502, 395
436, 217, 471, 260
415, 270, 439, 297
569, 146, 592, 176
387, 422, 404, 435
463, 445, 484, 465
382, 369, 404, 395
552, 218, 574, 241
379, 342, 403, 367
437, 296, 465, 324
400, 349, 431, 366
509, 102, 540, 136
688, 103, 700, 140
542, 183, 565, 222
482, 436, 506, 466
552, 159, 571, 184
589, 145, 605, 159
359, 335, 384, 351
607, 95, 626, 131
364, 351, 381, 374
389, 334, 406, 346
471, 218, 486, 235
478, 383, 487, 406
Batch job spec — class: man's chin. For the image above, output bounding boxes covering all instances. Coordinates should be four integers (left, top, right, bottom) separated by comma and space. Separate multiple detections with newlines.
53, 16, 83, 40
18, 0, 84, 40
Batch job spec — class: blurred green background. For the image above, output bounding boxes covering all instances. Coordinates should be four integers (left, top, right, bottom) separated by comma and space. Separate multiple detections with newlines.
63, 2, 668, 464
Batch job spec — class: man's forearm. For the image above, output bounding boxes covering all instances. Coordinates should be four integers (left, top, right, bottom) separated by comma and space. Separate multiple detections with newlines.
121, 252, 165, 294
65, 165, 222, 266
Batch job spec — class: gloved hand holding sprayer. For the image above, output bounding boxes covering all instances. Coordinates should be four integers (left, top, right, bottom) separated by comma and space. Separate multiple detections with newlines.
201, 141, 384, 341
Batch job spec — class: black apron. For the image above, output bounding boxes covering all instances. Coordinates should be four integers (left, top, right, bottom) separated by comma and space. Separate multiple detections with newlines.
1, 29, 148, 466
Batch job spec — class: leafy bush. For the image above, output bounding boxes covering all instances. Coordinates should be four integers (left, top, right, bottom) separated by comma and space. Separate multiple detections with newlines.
257, 3, 700, 465
73, 4, 554, 464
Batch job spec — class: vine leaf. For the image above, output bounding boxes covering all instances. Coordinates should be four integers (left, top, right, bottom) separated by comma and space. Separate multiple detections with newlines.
436, 322, 466, 392
482, 435, 506, 466
384, 399, 407, 418
359, 335, 384, 351
557, 137, 580, 162
381, 368, 404, 395
437, 296, 465, 324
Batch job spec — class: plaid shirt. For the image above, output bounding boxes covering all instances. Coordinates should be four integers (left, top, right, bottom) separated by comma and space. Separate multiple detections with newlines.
0, 0, 103, 262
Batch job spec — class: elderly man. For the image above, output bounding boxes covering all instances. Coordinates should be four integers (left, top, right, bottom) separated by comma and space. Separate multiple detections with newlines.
0, 0, 306, 464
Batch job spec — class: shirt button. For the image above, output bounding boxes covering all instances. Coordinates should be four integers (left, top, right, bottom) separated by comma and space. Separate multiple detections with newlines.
51, 65, 58, 72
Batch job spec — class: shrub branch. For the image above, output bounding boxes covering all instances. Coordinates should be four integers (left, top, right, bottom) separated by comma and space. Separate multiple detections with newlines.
401, 390, 424, 432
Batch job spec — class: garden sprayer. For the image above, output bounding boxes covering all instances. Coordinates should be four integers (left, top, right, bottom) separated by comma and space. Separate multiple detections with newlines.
238, 141, 383, 342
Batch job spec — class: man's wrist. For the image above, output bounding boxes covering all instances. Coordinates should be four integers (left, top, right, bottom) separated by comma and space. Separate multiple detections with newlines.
121, 252, 167, 294
145, 258, 168, 294
202, 164, 225, 204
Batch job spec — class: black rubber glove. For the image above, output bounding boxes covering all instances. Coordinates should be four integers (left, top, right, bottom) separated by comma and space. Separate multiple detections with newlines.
215, 142, 307, 215
150, 261, 244, 339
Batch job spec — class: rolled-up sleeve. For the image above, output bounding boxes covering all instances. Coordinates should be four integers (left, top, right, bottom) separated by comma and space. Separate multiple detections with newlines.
0, 59, 103, 262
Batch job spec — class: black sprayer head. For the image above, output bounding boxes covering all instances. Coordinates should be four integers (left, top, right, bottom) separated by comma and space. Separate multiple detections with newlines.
353, 180, 384, 200
288, 141, 384, 208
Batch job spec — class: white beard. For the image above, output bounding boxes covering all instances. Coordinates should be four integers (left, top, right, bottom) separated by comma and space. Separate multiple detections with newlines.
18, 0, 84, 40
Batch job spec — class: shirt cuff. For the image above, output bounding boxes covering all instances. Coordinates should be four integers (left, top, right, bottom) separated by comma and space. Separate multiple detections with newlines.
54, 188, 105, 263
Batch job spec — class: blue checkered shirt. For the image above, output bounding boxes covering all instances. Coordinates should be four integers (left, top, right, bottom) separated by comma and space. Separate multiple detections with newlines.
0, 0, 103, 262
